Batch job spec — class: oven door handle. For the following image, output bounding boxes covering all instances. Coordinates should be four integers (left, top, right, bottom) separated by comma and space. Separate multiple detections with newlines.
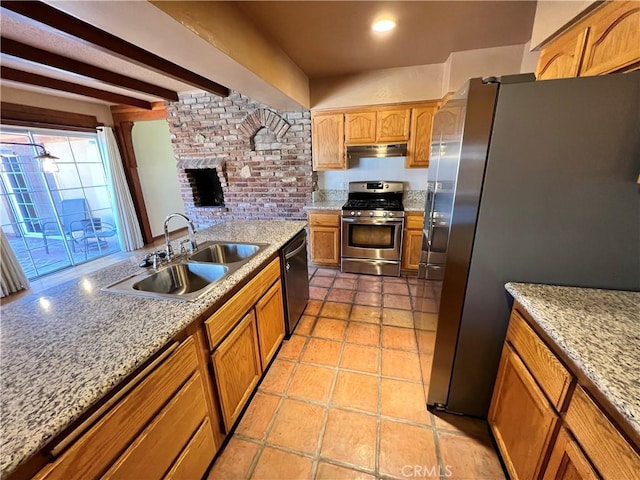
342, 218, 404, 225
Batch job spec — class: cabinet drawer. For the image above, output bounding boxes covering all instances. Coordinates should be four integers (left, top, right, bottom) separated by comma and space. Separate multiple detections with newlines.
405, 214, 424, 230
205, 257, 280, 350
565, 386, 640, 479
165, 419, 216, 480
308, 212, 340, 227
104, 372, 208, 479
35, 339, 199, 480
507, 310, 573, 409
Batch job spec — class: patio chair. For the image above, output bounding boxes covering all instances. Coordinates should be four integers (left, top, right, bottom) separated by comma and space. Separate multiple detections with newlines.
41, 198, 91, 253
77, 218, 117, 254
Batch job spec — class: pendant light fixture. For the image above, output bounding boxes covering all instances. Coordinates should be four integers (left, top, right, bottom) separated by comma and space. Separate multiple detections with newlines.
0, 141, 60, 173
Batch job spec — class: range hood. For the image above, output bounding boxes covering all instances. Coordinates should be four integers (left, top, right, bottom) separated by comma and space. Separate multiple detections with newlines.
347, 144, 407, 159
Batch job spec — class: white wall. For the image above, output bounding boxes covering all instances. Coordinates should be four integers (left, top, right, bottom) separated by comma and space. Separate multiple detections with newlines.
318, 156, 427, 191
132, 120, 185, 237
530, 1, 596, 49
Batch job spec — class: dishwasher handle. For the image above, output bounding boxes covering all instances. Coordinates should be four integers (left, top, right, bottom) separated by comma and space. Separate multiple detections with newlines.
285, 236, 307, 260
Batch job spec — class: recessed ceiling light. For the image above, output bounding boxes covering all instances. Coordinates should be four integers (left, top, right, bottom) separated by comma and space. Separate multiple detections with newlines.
372, 19, 396, 32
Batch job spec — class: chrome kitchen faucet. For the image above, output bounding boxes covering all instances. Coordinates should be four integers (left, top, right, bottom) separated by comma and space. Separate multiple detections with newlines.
163, 213, 198, 260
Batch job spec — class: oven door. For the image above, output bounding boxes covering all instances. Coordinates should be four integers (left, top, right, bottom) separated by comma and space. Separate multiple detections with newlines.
341, 217, 403, 261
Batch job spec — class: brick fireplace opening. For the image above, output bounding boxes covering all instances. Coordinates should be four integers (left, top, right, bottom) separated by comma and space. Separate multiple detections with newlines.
185, 168, 225, 207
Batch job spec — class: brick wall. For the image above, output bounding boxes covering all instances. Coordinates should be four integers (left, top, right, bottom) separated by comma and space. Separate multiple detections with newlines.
165, 90, 314, 228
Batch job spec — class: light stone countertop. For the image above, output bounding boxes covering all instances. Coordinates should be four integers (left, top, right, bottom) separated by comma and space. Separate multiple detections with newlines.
0, 219, 306, 476
505, 282, 640, 440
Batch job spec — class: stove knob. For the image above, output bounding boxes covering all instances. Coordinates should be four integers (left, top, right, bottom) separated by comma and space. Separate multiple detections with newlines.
383, 212, 388, 217
350, 211, 356, 216
389, 212, 394, 217
369, 212, 374, 217
357, 211, 362, 216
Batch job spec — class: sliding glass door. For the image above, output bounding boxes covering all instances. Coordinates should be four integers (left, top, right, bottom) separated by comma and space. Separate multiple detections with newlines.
0, 128, 121, 279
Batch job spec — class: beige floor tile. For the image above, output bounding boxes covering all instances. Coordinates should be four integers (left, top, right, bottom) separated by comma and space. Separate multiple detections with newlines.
357, 281, 381, 293
382, 308, 414, 328
310, 275, 334, 287
320, 409, 377, 471
382, 326, 417, 351
345, 322, 380, 346
381, 349, 422, 382
304, 300, 323, 316
309, 286, 329, 301
259, 359, 296, 394
333, 278, 357, 290
339, 343, 380, 374
415, 329, 436, 355
301, 337, 342, 366
379, 419, 438, 479
433, 412, 491, 438
315, 462, 376, 480
287, 363, 336, 404
331, 371, 379, 413
296, 315, 317, 336
380, 378, 430, 425
350, 305, 382, 324
354, 292, 381, 307
235, 392, 281, 440
383, 282, 410, 296
208, 438, 260, 480
383, 293, 412, 310
278, 335, 307, 361
251, 446, 314, 480
438, 431, 506, 480
327, 288, 356, 304
320, 301, 351, 320
312, 317, 348, 341
266, 399, 326, 454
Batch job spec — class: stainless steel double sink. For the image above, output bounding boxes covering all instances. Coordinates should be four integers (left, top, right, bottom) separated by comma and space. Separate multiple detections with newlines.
102, 241, 269, 301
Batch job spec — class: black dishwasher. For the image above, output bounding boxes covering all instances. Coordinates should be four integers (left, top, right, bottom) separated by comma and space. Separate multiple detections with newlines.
280, 229, 309, 336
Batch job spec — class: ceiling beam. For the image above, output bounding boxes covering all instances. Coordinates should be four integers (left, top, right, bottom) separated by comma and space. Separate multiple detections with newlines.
1, 37, 178, 101
1, 66, 154, 110
2, 1, 230, 98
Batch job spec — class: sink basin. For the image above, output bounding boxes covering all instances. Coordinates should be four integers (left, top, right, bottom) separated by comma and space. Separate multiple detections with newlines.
102, 262, 229, 301
188, 241, 267, 264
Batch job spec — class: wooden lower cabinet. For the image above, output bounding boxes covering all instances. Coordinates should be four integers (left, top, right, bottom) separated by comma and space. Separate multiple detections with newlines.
255, 281, 285, 368
212, 311, 262, 431
402, 213, 424, 271
34, 337, 215, 480
543, 427, 599, 480
489, 344, 560, 480
308, 211, 341, 267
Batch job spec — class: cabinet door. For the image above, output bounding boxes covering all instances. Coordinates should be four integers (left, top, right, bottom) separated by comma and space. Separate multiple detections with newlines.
345, 111, 376, 144
402, 229, 423, 271
543, 427, 599, 480
255, 281, 285, 369
537, 27, 589, 80
579, 1, 640, 76
406, 106, 436, 168
212, 311, 262, 430
309, 226, 340, 266
489, 344, 560, 480
165, 419, 216, 480
376, 109, 410, 142
312, 113, 346, 170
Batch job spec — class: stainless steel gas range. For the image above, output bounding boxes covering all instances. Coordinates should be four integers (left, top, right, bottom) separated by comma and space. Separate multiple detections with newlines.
341, 181, 405, 276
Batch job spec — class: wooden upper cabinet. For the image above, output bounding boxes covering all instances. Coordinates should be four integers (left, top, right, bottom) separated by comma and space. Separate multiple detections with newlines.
406, 104, 437, 168
536, 27, 589, 80
312, 113, 346, 170
579, 1, 640, 76
377, 108, 410, 142
345, 111, 376, 144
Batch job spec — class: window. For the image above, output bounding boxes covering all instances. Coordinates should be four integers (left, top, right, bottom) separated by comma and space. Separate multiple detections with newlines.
0, 128, 121, 279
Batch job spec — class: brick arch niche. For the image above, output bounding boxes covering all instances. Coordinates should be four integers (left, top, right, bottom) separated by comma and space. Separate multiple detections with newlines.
239, 108, 291, 149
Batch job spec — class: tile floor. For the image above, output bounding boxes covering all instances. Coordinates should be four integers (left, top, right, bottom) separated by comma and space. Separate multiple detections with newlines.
208, 267, 506, 480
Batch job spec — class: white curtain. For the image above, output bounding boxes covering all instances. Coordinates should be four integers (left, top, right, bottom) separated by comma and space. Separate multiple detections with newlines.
98, 127, 144, 252
1, 227, 29, 297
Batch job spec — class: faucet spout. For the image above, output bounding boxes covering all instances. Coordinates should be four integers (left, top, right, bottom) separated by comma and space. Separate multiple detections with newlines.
163, 213, 197, 259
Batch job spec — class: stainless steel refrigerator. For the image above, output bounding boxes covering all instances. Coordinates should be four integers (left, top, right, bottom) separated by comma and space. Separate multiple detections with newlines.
415, 72, 640, 418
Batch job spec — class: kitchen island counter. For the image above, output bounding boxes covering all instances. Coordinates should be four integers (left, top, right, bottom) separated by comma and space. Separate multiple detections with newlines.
505, 282, 640, 443
0, 219, 306, 477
